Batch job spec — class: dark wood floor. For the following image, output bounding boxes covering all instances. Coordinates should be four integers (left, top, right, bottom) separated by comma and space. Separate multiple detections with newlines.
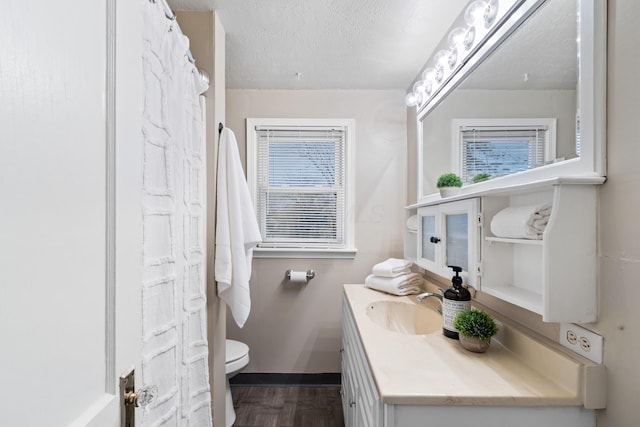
231, 386, 345, 427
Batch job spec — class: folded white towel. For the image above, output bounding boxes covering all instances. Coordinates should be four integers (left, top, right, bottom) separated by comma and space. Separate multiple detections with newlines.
371, 258, 413, 277
365, 273, 424, 296
490, 203, 552, 240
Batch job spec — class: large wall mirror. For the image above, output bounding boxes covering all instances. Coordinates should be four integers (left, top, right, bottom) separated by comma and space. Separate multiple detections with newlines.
416, 0, 606, 199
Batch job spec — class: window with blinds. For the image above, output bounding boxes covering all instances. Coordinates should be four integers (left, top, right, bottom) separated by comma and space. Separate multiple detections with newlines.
453, 119, 556, 184
247, 119, 355, 253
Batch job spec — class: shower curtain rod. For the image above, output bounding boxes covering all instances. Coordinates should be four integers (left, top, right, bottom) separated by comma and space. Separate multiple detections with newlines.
153, 0, 210, 85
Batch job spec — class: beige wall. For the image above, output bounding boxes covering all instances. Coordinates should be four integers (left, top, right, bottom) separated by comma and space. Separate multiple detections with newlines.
226, 89, 407, 373
595, 1, 640, 425
411, 2, 640, 426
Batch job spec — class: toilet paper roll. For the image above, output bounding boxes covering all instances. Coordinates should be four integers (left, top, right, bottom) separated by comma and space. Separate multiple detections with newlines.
288, 271, 308, 283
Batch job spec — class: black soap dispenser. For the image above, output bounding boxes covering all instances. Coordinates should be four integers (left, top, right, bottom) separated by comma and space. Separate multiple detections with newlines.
442, 266, 471, 339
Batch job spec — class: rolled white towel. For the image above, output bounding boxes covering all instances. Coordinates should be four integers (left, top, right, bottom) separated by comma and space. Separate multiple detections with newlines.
538, 207, 552, 217
490, 203, 552, 240
365, 273, 424, 296
406, 215, 418, 232
530, 216, 549, 232
371, 258, 413, 277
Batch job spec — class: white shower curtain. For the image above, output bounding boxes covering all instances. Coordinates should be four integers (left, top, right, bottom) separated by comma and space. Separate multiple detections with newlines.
141, 1, 212, 425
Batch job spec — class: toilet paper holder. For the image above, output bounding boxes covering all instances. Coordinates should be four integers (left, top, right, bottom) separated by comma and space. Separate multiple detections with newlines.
285, 269, 315, 281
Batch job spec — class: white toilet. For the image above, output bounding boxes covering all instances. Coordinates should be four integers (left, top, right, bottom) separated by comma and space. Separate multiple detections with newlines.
225, 339, 249, 427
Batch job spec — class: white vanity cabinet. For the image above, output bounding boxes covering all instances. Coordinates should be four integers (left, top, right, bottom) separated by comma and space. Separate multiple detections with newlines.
341, 290, 597, 427
342, 298, 383, 427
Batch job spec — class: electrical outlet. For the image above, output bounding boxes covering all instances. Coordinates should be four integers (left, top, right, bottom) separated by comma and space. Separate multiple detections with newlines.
559, 323, 603, 364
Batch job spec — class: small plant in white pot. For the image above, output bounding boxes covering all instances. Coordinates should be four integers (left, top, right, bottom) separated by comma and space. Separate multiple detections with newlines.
453, 309, 498, 353
471, 173, 491, 184
436, 173, 462, 197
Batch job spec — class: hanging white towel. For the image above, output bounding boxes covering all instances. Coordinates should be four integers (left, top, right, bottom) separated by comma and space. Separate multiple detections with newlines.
215, 127, 262, 328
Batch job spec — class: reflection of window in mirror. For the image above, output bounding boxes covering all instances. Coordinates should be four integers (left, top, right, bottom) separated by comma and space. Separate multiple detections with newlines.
452, 118, 557, 184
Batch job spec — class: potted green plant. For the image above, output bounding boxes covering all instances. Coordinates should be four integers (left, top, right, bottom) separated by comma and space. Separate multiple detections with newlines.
471, 173, 491, 184
453, 309, 498, 353
436, 173, 463, 197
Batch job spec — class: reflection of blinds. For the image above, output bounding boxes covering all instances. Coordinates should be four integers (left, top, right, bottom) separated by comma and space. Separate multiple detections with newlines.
255, 127, 346, 247
461, 125, 548, 183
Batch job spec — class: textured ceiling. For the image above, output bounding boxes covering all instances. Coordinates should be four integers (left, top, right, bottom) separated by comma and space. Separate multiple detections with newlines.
167, 0, 468, 89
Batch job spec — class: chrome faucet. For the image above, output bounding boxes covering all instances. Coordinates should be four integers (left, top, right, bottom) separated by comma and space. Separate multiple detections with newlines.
416, 291, 443, 302
416, 291, 443, 314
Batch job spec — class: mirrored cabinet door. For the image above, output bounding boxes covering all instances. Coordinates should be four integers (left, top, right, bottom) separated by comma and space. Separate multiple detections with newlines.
417, 199, 480, 289
445, 212, 468, 272
420, 208, 437, 270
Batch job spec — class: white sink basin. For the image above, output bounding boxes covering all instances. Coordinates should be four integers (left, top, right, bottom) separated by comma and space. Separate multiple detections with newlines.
366, 300, 441, 335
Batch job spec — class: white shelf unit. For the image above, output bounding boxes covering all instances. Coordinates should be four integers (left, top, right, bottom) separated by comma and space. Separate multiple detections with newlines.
481, 183, 598, 322
405, 178, 601, 323
485, 236, 543, 245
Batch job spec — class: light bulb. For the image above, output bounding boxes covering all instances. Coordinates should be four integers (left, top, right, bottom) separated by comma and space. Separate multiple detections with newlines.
434, 50, 449, 69
447, 48, 458, 69
448, 27, 465, 48
421, 67, 436, 82
423, 80, 433, 96
404, 92, 418, 107
413, 80, 427, 94
449, 27, 475, 51
465, 0, 499, 29
464, 0, 487, 27
434, 65, 444, 84
484, 0, 499, 28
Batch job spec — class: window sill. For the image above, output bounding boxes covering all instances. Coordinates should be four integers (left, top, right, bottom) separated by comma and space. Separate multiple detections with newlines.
253, 247, 358, 259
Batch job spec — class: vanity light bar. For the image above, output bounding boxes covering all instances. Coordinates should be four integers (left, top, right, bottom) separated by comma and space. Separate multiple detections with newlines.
405, 0, 524, 109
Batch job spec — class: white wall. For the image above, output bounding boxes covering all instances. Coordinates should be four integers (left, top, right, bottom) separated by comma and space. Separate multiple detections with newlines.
226, 89, 407, 373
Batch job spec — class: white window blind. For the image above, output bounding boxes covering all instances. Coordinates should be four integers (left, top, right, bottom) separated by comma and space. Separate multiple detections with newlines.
454, 119, 556, 184
254, 126, 347, 248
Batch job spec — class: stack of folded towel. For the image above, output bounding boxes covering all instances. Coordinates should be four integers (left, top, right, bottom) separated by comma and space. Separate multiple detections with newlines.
364, 258, 424, 296
490, 203, 552, 240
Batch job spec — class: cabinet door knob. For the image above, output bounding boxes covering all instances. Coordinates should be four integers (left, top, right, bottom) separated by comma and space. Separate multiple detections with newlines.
430, 236, 441, 243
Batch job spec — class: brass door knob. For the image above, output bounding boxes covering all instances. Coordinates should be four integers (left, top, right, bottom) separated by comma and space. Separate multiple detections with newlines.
120, 368, 157, 427
124, 385, 158, 408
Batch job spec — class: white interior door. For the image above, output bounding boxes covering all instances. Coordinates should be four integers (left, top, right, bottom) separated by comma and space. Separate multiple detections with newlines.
0, 0, 143, 425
